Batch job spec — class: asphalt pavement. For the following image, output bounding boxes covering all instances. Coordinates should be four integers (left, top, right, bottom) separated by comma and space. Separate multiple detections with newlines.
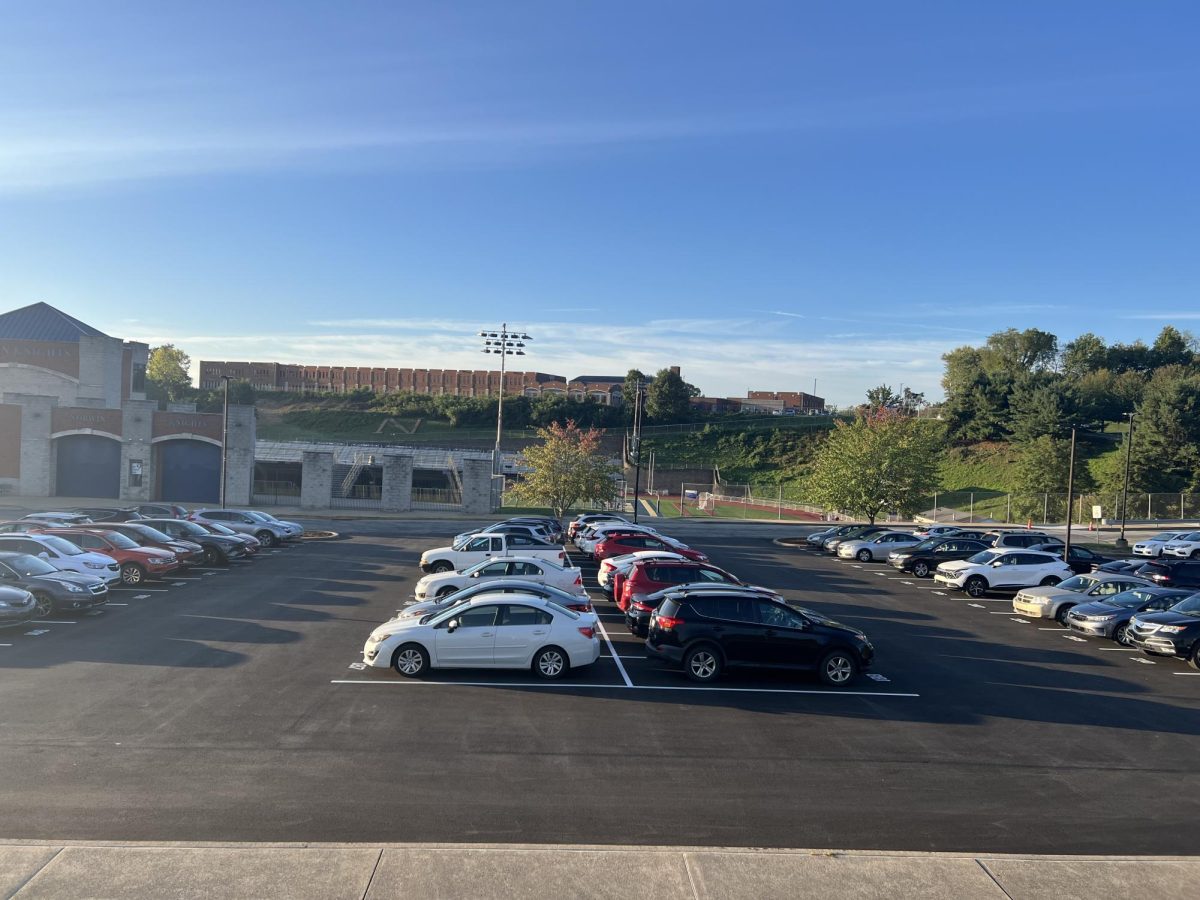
0, 516, 1197, 855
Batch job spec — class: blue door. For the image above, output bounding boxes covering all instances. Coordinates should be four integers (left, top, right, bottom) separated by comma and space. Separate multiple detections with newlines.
55, 434, 121, 498
158, 440, 220, 503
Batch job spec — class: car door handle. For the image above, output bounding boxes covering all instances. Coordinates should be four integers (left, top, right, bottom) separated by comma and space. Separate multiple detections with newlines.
480, 632, 494, 637
532, 630, 547, 635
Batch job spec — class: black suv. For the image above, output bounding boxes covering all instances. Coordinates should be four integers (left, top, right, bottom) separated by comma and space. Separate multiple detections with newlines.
1127, 593, 1200, 667
1135, 559, 1200, 590
889, 537, 990, 578
645, 588, 874, 685
1029, 543, 1112, 574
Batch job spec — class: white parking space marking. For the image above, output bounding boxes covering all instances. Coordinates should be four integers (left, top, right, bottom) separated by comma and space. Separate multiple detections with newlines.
31, 620, 75, 624
173, 577, 201, 581
1173, 672, 1200, 676
0, 643, 12, 646
865, 673, 891, 682
593, 615, 634, 688
967, 603, 986, 609
1038, 627, 1067, 631
989, 611, 1016, 614
901, 581, 915, 585
132, 594, 152, 599
106, 602, 129, 606
329, 679, 920, 697
171, 582, 187, 586
112, 588, 168, 593
1010, 618, 1031, 624
1062, 635, 1087, 642
932, 591, 947, 596
1131, 658, 1156, 664
1097, 647, 1131, 651
24, 629, 49, 636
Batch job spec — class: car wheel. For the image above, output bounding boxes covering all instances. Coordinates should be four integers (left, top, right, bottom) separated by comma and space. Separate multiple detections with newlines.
819, 650, 858, 686
120, 563, 145, 586
856, 548, 872, 562
202, 546, 225, 566
1113, 623, 1130, 645
32, 592, 53, 617
1040, 576, 1061, 586
1191, 550, 1200, 560
912, 561, 930, 578
255, 530, 278, 548
435, 585, 458, 598
392, 643, 429, 678
428, 561, 453, 574
1055, 604, 1074, 626
1190, 643, 1200, 671
533, 646, 569, 680
683, 644, 722, 682
964, 576, 988, 598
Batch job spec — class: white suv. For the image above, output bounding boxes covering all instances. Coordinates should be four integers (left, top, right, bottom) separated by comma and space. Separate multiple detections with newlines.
934, 549, 1073, 598
1161, 532, 1200, 559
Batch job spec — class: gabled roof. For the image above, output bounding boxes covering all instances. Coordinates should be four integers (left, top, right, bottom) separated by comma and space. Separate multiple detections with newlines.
0, 302, 109, 341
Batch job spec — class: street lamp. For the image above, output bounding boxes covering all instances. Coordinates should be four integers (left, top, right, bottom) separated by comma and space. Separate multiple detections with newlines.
1115, 411, 1136, 550
630, 379, 645, 523
219, 375, 232, 508
480, 325, 532, 478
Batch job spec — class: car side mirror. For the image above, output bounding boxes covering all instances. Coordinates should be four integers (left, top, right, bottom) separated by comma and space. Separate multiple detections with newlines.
38, 552, 50, 560
991, 560, 1004, 567
470, 572, 480, 578
447, 619, 459, 633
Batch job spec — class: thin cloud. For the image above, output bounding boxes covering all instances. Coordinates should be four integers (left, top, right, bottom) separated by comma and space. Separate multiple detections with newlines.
1120, 313, 1200, 320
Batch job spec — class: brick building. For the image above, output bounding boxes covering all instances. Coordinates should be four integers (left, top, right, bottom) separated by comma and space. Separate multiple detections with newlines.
691, 389, 825, 414
0, 303, 255, 503
199, 361, 627, 405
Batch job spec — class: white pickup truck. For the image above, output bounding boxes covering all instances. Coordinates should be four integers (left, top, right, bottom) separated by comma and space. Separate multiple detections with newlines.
419, 533, 568, 573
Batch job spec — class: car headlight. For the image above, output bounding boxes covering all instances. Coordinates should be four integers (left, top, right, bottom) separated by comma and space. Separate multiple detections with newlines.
366, 631, 391, 644
84, 561, 106, 569
1159, 625, 1188, 634
66, 584, 83, 593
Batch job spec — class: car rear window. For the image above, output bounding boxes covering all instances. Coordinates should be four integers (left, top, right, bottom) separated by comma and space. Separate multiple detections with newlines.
657, 598, 681, 618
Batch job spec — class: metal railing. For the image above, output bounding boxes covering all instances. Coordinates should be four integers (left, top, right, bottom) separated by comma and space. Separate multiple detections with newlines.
411, 487, 463, 511
251, 480, 300, 506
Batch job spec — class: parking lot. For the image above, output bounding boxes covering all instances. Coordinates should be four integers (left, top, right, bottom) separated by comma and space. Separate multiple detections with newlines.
1, 516, 1199, 855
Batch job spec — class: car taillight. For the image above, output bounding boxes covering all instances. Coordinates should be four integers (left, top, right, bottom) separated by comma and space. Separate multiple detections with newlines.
567, 601, 592, 613
632, 601, 655, 612
578, 626, 595, 638
559, 551, 566, 560
655, 615, 684, 630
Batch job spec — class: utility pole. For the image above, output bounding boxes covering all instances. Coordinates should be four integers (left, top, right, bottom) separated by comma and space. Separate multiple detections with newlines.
631, 379, 644, 523
1115, 411, 1135, 549
220, 375, 231, 508
1064, 425, 1077, 559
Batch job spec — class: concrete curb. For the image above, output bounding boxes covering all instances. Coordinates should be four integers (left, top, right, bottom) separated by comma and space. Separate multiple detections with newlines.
1, 840, 1196, 899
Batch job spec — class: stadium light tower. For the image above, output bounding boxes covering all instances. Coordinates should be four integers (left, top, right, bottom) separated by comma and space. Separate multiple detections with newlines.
480, 324, 532, 476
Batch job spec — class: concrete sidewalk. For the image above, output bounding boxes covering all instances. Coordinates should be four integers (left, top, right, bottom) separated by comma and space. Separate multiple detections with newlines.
1, 842, 1196, 899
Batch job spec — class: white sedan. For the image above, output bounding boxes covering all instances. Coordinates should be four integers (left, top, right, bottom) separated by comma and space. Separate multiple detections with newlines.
597, 550, 687, 592
414, 556, 585, 600
1161, 532, 1200, 559
1132, 531, 1189, 558
837, 531, 921, 562
362, 594, 601, 679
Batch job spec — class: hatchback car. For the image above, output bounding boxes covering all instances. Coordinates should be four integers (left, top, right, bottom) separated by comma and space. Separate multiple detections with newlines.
888, 537, 991, 578
363, 594, 601, 679
1135, 559, 1200, 590
0, 551, 109, 615
593, 531, 705, 562
0, 533, 120, 584
1012, 572, 1152, 624
1161, 532, 1200, 559
934, 549, 1073, 598
1066, 587, 1192, 645
138, 518, 247, 566
600, 550, 687, 598
645, 588, 874, 685
1127, 594, 1200, 667
398, 580, 594, 622
90, 522, 205, 569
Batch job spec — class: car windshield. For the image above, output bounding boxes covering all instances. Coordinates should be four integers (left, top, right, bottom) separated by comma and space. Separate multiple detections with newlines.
7, 553, 58, 576
1102, 589, 1157, 608
204, 522, 238, 536
1169, 595, 1200, 616
1180, 532, 1200, 542
102, 532, 140, 550
1150, 532, 1182, 541
967, 550, 1002, 564
908, 539, 941, 551
1058, 575, 1099, 592
134, 526, 175, 543
39, 535, 83, 555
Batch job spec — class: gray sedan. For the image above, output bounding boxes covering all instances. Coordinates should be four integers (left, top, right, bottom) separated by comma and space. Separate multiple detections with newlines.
1065, 586, 1193, 644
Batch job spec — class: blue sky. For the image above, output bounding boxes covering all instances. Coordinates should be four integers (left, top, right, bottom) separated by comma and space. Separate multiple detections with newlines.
1, 1, 1197, 406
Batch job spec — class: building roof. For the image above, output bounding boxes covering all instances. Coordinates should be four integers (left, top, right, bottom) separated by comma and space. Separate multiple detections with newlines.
571, 375, 624, 384
0, 302, 110, 342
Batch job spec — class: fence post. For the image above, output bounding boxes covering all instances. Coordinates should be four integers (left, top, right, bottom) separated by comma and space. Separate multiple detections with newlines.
1006, 494, 1012, 524
933, 491, 938, 522
1043, 493, 1048, 525
777, 484, 782, 521
1182, 492, 1186, 520
1148, 493, 1152, 520
969, 493, 974, 523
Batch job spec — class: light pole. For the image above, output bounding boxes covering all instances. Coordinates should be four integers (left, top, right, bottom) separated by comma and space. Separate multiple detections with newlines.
631, 379, 645, 523
480, 325, 531, 477
1115, 411, 1136, 549
219, 375, 231, 508
1064, 425, 1077, 559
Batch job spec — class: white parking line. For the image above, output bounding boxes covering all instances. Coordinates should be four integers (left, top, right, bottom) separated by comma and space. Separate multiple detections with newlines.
106, 603, 129, 606
1010, 618, 1031, 624
173, 577, 201, 581
1131, 657, 1156, 665
0, 643, 12, 647
328, 679, 921, 697
931, 591, 947, 596
1038, 627, 1067, 631
1173, 672, 1200, 676
31, 620, 75, 624
900, 581, 915, 585
989, 611, 1015, 614
112, 588, 168, 593
171, 582, 187, 586
593, 616, 634, 688
133, 594, 152, 600
967, 603, 986, 609
1097, 647, 1131, 651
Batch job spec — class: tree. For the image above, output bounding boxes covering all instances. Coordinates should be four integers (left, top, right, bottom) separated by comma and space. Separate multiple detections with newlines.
146, 344, 192, 401
506, 421, 621, 519
1008, 377, 1065, 441
982, 328, 1058, 376
1128, 367, 1200, 492
227, 380, 256, 405
865, 384, 899, 411
1151, 325, 1195, 369
622, 369, 647, 417
807, 409, 944, 523
645, 367, 693, 422
1011, 435, 1080, 523
1060, 332, 1108, 379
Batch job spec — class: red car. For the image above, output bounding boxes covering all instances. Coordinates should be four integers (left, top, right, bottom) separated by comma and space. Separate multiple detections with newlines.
619, 559, 743, 612
41, 528, 180, 586
89, 522, 206, 568
593, 531, 706, 563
